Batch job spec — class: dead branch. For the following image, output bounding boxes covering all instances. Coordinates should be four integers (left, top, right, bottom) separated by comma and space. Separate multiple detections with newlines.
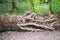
19, 27, 44, 32
17, 23, 55, 30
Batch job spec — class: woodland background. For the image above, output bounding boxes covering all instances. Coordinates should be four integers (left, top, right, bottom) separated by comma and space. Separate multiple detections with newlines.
0, 0, 60, 40
0, 0, 60, 16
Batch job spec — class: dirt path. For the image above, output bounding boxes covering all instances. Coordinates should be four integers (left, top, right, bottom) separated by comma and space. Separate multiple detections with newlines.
0, 31, 60, 40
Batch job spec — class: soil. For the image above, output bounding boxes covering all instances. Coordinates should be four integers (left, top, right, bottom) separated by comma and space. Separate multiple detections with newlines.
0, 31, 60, 40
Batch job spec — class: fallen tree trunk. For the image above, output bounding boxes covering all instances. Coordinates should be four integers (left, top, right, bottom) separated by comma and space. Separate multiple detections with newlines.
0, 13, 60, 32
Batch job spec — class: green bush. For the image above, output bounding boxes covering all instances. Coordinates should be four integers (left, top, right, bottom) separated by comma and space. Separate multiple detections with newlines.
0, 0, 50, 14
13, 0, 49, 14
52, 0, 60, 14
13, 2, 32, 14
34, 4, 49, 14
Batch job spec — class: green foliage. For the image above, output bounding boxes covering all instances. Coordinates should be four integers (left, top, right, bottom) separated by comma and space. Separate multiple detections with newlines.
13, 0, 49, 14
3, 13, 10, 16
13, 2, 32, 14
34, 4, 49, 14
33, 0, 40, 6
27, 0, 49, 14
52, 0, 60, 14
0, 0, 14, 13
0, 0, 15, 3
0, 0, 50, 14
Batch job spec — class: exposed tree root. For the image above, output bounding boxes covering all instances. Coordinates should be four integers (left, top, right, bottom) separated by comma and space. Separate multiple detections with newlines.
0, 12, 60, 32
17, 23, 55, 30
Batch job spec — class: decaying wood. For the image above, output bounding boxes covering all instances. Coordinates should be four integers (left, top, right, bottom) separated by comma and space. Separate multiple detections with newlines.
18, 26, 45, 32
17, 23, 55, 30
0, 12, 60, 32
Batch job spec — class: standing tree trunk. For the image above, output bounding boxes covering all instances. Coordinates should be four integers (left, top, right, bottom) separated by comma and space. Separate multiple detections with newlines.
12, 2, 16, 10
31, 0, 35, 12
49, 0, 54, 14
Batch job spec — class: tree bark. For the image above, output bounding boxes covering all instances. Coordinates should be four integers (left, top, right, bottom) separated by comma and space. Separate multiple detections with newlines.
49, 0, 54, 14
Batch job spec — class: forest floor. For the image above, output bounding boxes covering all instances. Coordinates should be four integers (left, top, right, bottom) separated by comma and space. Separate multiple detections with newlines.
0, 31, 60, 40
